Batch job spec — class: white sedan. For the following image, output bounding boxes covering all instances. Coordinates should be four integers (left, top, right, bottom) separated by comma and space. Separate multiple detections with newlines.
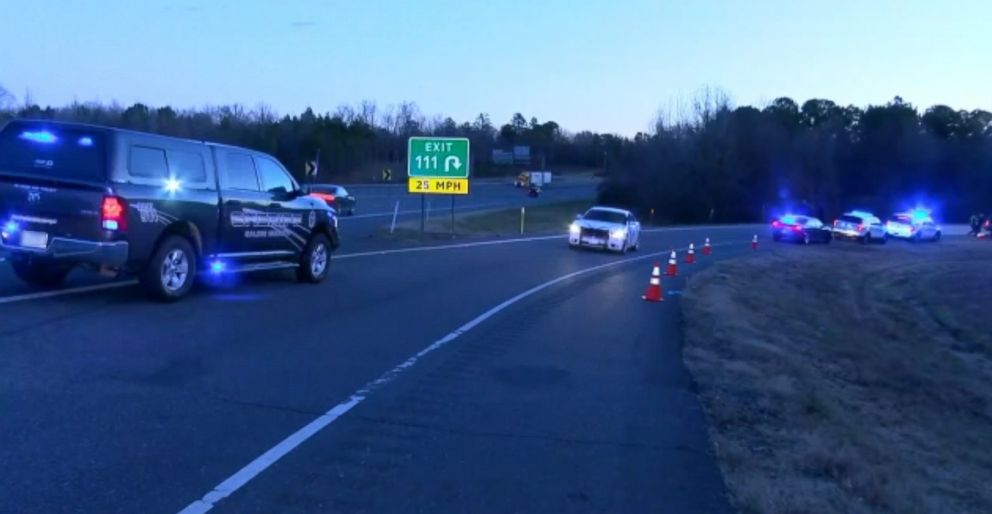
568, 207, 641, 253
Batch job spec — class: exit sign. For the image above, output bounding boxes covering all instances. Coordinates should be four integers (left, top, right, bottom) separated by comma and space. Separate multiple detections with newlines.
407, 137, 470, 179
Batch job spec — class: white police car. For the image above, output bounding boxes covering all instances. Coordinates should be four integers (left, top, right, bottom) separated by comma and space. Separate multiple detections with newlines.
832, 210, 887, 243
885, 211, 941, 242
568, 207, 641, 253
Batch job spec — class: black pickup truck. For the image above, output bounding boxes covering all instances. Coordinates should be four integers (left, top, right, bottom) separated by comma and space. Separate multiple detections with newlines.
0, 119, 338, 301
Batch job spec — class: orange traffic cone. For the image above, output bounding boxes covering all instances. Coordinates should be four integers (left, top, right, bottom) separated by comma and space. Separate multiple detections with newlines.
702, 238, 712, 255
665, 250, 678, 276
642, 262, 664, 302
751, 234, 758, 250
685, 243, 696, 264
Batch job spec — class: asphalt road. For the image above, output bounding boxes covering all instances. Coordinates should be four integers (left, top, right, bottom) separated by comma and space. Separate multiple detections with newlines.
0, 178, 598, 297
0, 224, 758, 514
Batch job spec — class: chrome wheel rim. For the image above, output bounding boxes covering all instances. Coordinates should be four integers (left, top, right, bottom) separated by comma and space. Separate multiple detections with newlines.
310, 243, 328, 276
161, 249, 189, 292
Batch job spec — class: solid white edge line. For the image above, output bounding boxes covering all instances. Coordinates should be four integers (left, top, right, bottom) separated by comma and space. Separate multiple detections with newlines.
177, 241, 743, 514
0, 280, 139, 305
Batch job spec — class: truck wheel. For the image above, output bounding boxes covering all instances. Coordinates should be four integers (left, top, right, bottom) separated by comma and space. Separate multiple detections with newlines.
141, 235, 196, 302
297, 233, 331, 284
10, 258, 72, 289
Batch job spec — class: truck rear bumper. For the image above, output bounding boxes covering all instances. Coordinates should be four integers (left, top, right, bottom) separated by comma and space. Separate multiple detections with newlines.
0, 237, 129, 267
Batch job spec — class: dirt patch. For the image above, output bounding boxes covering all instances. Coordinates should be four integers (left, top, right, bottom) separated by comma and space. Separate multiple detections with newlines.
682, 238, 992, 514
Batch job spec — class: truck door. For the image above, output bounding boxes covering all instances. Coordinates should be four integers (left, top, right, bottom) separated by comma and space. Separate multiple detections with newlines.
253, 155, 308, 254
215, 150, 274, 256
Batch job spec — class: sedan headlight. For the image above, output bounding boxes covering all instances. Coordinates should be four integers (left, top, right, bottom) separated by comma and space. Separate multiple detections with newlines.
610, 228, 627, 239
569, 222, 581, 234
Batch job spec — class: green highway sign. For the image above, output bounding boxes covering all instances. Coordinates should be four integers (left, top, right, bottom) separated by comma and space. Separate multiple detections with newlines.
407, 137, 470, 179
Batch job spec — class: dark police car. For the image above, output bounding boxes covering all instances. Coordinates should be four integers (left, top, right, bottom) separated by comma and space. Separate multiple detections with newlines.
0, 120, 338, 301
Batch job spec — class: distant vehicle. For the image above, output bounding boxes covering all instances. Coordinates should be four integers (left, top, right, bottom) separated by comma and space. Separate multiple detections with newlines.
568, 206, 641, 253
0, 119, 339, 301
514, 171, 551, 188
832, 210, 886, 243
885, 211, 941, 242
771, 214, 832, 244
308, 184, 356, 216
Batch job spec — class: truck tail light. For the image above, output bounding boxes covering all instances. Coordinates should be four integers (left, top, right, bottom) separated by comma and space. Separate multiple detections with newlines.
101, 195, 127, 231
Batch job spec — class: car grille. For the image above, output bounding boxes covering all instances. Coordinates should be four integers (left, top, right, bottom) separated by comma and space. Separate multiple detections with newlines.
581, 228, 609, 239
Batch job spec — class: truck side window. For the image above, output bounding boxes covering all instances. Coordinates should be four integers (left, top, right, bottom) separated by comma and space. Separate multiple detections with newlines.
167, 150, 206, 183
130, 146, 168, 179
255, 157, 296, 194
222, 152, 260, 191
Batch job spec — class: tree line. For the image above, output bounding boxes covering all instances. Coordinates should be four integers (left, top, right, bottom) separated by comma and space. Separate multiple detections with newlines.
2, 83, 989, 221
602, 92, 992, 222
0, 84, 611, 182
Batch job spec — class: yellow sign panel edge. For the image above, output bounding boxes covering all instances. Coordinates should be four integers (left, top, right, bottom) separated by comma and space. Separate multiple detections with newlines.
407, 177, 470, 195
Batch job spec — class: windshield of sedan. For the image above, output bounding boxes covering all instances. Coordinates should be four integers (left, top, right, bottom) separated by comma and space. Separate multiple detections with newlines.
583, 209, 627, 223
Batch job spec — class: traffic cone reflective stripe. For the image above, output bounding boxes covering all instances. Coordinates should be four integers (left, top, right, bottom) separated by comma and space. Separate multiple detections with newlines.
703, 238, 712, 255
642, 262, 664, 302
665, 250, 678, 277
685, 243, 696, 264
751, 234, 758, 250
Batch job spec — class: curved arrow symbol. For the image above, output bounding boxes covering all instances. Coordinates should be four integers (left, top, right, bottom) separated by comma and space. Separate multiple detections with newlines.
444, 155, 462, 172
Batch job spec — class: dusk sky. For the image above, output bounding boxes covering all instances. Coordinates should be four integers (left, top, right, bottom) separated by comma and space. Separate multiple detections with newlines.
1, 0, 990, 135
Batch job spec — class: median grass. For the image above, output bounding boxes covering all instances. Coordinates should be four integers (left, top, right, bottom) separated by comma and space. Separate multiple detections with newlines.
682, 239, 992, 514
381, 198, 593, 241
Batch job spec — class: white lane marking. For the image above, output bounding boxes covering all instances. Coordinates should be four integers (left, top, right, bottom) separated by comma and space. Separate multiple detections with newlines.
0, 280, 139, 305
0, 226, 759, 305
178, 242, 739, 514
344, 201, 510, 220
334, 234, 567, 259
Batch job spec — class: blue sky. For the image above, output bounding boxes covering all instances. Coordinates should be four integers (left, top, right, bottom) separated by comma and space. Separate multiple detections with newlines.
1, 0, 989, 135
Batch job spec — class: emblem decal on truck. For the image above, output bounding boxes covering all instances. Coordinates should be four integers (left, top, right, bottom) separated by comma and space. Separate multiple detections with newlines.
131, 202, 178, 225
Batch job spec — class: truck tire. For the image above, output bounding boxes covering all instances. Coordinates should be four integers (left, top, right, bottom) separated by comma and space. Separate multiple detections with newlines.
141, 235, 196, 302
10, 258, 72, 289
297, 233, 331, 284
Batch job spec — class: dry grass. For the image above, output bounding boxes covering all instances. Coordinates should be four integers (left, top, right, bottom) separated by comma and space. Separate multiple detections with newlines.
682, 238, 992, 514
382, 198, 593, 240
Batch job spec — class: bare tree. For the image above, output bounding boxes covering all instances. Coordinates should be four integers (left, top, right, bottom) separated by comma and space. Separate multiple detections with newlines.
0, 83, 15, 111
251, 103, 277, 124
334, 104, 356, 123
359, 100, 377, 127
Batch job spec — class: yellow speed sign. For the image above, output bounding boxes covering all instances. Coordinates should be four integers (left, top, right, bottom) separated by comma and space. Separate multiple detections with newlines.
408, 177, 469, 195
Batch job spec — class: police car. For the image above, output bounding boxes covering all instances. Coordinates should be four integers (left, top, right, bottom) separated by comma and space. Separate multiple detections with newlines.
568, 206, 641, 253
831, 210, 887, 243
0, 120, 339, 301
885, 210, 941, 242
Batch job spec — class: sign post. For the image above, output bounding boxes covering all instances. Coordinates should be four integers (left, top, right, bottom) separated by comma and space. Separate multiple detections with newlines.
407, 137, 471, 233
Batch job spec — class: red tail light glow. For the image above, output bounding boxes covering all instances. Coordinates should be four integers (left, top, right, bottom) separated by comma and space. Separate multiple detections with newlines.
772, 220, 781, 228
101, 195, 127, 231
310, 192, 336, 203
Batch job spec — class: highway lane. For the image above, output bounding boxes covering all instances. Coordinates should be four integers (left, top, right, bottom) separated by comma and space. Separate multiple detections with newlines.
0, 225, 755, 514
0, 178, 598, 297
